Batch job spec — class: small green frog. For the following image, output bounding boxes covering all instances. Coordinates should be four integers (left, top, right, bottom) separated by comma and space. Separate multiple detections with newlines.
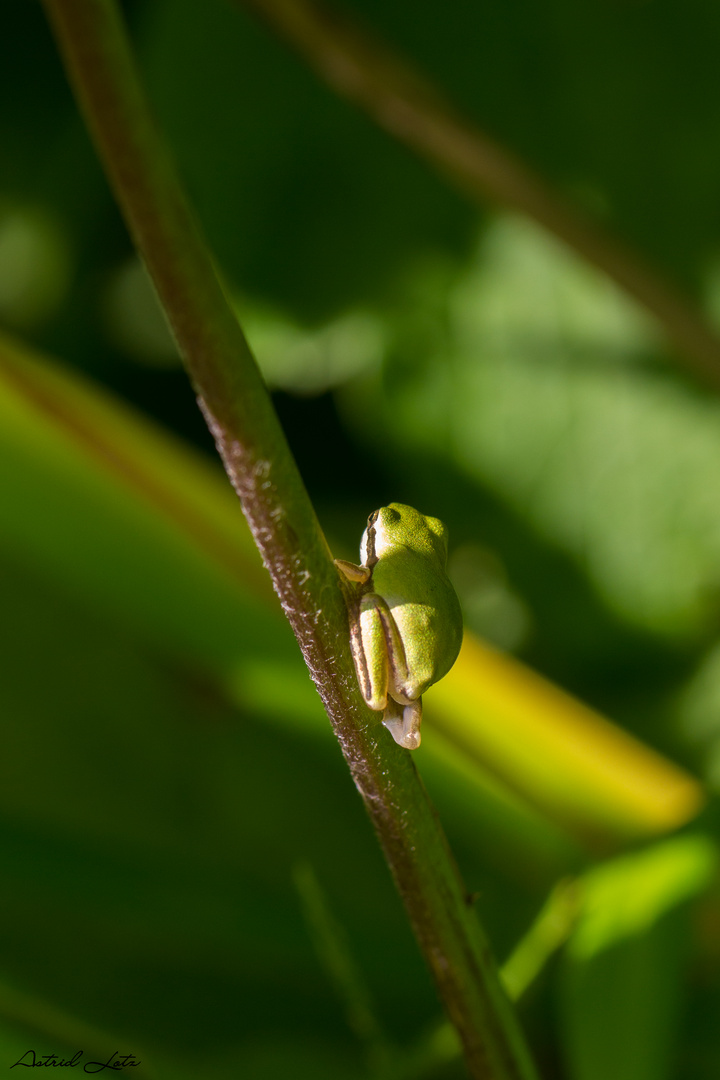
335, 503, 463, 750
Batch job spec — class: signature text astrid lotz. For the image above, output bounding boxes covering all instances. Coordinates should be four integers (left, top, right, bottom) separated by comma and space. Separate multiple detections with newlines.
11, 1050, 141, 1071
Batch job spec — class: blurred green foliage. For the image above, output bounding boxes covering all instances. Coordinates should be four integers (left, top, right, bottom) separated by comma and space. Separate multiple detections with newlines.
3, 0, 720, 1077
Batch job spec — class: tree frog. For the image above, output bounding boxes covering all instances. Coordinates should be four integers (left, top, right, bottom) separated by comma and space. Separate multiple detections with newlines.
335, 504, 463, 750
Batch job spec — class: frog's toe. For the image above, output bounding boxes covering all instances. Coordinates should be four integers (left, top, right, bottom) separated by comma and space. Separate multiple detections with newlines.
382, 698, 422, 750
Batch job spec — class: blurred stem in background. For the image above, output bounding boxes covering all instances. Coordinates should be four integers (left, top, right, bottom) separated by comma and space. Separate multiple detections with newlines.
39, 0, 539, 1075
237, 0, 720, 392
294, 862, 397, 1078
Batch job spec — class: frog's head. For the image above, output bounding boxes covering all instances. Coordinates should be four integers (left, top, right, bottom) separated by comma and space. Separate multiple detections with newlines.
361, 503, 449, 569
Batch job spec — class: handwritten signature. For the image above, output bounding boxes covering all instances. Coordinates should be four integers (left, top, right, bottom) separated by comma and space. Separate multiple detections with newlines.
11, 1050, 141, 1071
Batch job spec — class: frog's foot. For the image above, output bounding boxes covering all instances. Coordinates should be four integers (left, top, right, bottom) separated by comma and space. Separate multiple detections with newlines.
382, 696, 422, 750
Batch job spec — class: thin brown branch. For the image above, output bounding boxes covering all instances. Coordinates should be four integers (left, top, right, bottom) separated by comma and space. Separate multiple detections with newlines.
239, 0, 720, 390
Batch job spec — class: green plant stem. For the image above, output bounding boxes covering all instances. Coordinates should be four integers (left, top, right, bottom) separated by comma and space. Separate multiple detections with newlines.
294, 862, 394, 1076
239, 0, 720, 392
40, 1, 538, 1076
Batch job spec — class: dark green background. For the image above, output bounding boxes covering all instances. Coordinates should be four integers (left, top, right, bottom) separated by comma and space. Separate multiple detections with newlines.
2, 1, 720, 1077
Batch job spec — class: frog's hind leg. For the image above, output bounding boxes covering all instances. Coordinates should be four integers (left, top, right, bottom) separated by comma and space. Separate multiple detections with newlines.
354, 596, 390, 711
356, 594, 408, 711
367, 594, 410, 698
357, 596, 421, 749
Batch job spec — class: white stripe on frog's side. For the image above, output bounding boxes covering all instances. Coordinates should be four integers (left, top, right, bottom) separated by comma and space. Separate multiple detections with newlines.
371, 527, 394, 560
364, 507, 407, 568
360, 528, 370, 567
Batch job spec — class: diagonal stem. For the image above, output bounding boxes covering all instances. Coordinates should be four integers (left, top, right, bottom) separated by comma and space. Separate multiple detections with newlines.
40, 1, 539, 1076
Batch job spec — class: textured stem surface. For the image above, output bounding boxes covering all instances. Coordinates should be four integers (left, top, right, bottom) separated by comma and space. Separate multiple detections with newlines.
40, 2, 539, 1075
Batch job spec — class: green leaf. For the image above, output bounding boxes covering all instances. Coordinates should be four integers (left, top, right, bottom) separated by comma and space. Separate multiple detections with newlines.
559, 835, 718, 1080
